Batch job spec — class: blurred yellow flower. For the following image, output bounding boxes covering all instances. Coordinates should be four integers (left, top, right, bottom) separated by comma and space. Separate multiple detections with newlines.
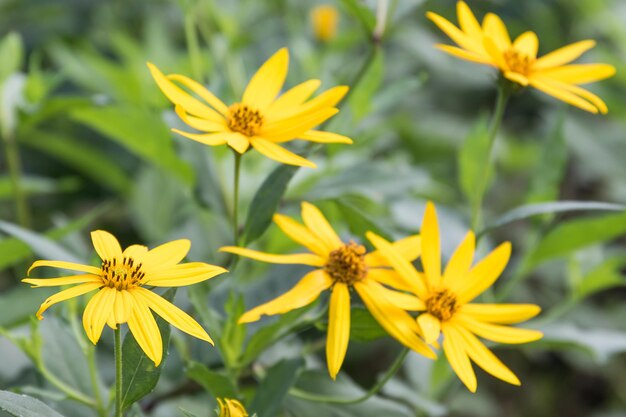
217, 398, 248, 417
368, 202, 543, 392
311, 4, 339, 42
427, 1, 616, 114
221, 202, 435, 380
23, 230, 226, 366
148, 48, 351, 168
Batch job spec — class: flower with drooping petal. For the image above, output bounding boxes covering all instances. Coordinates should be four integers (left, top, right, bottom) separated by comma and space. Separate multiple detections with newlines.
148, 48, 352, 168
220, 202, 435, 380
217, 398, 248, 417
311, 4, 339, 42
427, 1, 616, 113
23, 230, 227, 366
367, 202, 543, 392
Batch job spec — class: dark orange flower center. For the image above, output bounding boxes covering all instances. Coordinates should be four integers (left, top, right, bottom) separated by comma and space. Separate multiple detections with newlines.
503, 48, 535, 75
325, 241, 367, 285
426, 289, 458, 321
101, 257, 144, 291
227, 103, 264, 136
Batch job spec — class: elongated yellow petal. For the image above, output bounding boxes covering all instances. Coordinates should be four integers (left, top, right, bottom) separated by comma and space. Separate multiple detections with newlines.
536, 64, 616, 85
533, 40, 596, 70
147, 62, 223, 123
133, 287, 213, 344
266, 79, 321, 119
127, 293, 163, 366
457, 2, 481, 39
106, 290, 118, 329
84, 287, 116, 344
300, 202, 342, 251
91, 230, 122, 261
513, 31, 538, 59
83, 288, 106, 342
426, 11, 482, 54
555, 82, 608, 114
298, 130, 353, 144
242, 48, 289, 110
122, 244, 148, 260
421, 202, 442, 288
143, 263, 227, 287
273, 213, 329, 256
482, 13, 511, 51
141, 239, 191, 271
354, 280, 436, 359
367, 269, 417, 293
28, 260, 102, 276
296, 86, 348, 113
483, 36, 507, 70
442, 324, 477, 392
37, 282, 102, 320
261, 108, 339, 141
366, 234, 421, 267
220, 246, 325, 266
365, 278, 425, 311
455, 315, 543, 344
239, 270, 333, 323
505, 71, 529, 86
528, 77, 599, 114
226, 133, 251, 153
167, 73, 229, 115
326, 283, 350, 380
23, 274, 101, 288
435, 44, 492, 65
365, 231, 428, 299
457, 242, 511, 303
113, 289, 133, 324
172, 129, 229, 146
174, 106, 228, 132
443, 231, 475, 292
460, 304, 541, 324
417, 313, 441, 345
249, 137, 316, 168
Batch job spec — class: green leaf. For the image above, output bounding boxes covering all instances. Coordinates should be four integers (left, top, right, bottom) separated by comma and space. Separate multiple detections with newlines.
348, 49, 384, 121
528, 211, 626, 268
0, 390, 65, 417
243, 164, 298, 245
220, 292, 246, 367
0, 32, 23, 83
70, 105, 193, 185
0, 286, 54, 328
249, 358, 303, 417
0, 176, 81, 201
348, 307, 387, 342
575, 256, 626, 299
0, 220, 83, 263
120, 289, 175, 411
339, 0, 376, 34
186, 361, 237, 398
458, 115, 491, 212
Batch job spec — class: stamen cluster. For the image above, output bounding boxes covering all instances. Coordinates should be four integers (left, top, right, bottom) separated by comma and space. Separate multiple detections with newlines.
426, 288, 458, 321
325, 242, 367, 285
503, 49, 535, 75
227, 103, 264, 136
101, 257, 145, 291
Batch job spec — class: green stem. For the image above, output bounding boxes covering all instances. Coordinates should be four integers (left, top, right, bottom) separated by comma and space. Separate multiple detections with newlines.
288, 348, 409, 404
232, 152, 242, 245
184, 5, 203, 82
471, 82, 510, 232
114, 328, 123, 417
4, 131, 31, 228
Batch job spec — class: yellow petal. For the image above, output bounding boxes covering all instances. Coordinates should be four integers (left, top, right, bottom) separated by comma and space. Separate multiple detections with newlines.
297, 85, 348, 113
300, 202, 342, 251
142, 262, 227, 287
483, 35, 508, 70
365, 231, 428, 299
83, 287, 116, 344
249, 137, 316, 168
460, 303, 541, 324
417, 313, 441, 344
528, 77, 599, 114
127, 292, 163, 366
536, 64, 616, 85
435, 44, 492, 65
443, 231, 475, 293
113, 289, 133, 324
326, 283, 351, 380
421, 202, 441, 288
366, 234, 421, 267
482, 13, 511, 51
365, 278, 425, 311
174, 105, 228, 132
266, 79, 321, 119
239, 270, 333, 323
426, 11, 482, 54
297, 130, 353, 144
366, 269, 418, 293
513, 31, 538, 59
23, 274, 101, 288
555, 82, 609, 114
37, 282, 102, 320
133, 287, 213, 344
219, 246, 325, 266
533, 40, 596, 70
172, 129, 229, 146
147, 62, 223, 123
504, 71, 529, 86
261, 108, 339, 141
242, 48, 289, 110
225, 132, 251, 154
167, 73, 229, 115
457, 242, 511, 303
141, 239, 191, 271
122, 244, 148, 260
455, 315, 543, 344
457, 1, 482, 41
442, 324, 477, 392
28, 260, 101, 276
273, 213, 329, 256
90, 230, 122, 261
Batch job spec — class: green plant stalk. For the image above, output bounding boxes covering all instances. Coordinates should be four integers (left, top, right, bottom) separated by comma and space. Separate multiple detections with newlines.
3, 131, 31, 228
184, 6, 203, 82
114, 328, 123, 417
470, 83, 511, 232
232, 151, 242, 245
288, 347, 409, 404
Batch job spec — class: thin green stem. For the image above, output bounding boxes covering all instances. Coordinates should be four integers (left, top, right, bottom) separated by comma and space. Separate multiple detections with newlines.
470, 82, 511, 232
232, 151, 242, 245
38, 363, 96, 406
184, 11, 203, 83
288, 348, 409, 405
114, 328, 123, 417
4, 131, 31, 228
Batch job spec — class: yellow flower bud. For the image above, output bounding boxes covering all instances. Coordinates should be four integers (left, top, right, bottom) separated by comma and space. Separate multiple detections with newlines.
310, 4, 339, 42
218, 398, 248, 417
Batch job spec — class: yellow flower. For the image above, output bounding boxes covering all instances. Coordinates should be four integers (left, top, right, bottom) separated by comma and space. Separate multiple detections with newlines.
217, 398, 248, 417
427, 1, 616, 114
367, 202, 543, 392
311, 4, 339, 42
221, 202, 435, 380
23, 230, 227, 366
147, 48, 352, 168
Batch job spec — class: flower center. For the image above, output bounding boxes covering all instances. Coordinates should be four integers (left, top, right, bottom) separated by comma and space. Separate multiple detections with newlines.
101, 257, 145, 291
503, 48, 535, 75
426, 289, 458, 321
324, 242, 367, 285
227, 103, 264, 136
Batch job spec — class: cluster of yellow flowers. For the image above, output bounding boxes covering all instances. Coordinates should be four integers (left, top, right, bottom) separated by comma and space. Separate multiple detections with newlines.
23, 1, 614, 412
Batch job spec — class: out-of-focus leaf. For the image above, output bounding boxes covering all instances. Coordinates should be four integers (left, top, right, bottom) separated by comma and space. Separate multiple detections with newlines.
250, 358, 303, 417
221, 292, 246, 368
71, 105, 193, 184
575, 256, 626, 299
334, 196, 390, 238
120, 289, 174, 411
458, 115, 491, 216
0, 32, 23, 83
0, 176, 81, 200
339, 0, 376, 34
540, 323, 626, 364
348, 49, 384, 121
0, 287, 54, 328
186, 361, 237, 398
0, 220, 83, 263
348, 307, 387, 342
0, 390, 65, 417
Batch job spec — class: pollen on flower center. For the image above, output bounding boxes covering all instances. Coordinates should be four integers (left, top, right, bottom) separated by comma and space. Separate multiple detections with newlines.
227, 103, 264, 136
324, 241, 367, 285
503, 48, 535, 75
101, 257, 145, 291
426, 289, 458, 321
